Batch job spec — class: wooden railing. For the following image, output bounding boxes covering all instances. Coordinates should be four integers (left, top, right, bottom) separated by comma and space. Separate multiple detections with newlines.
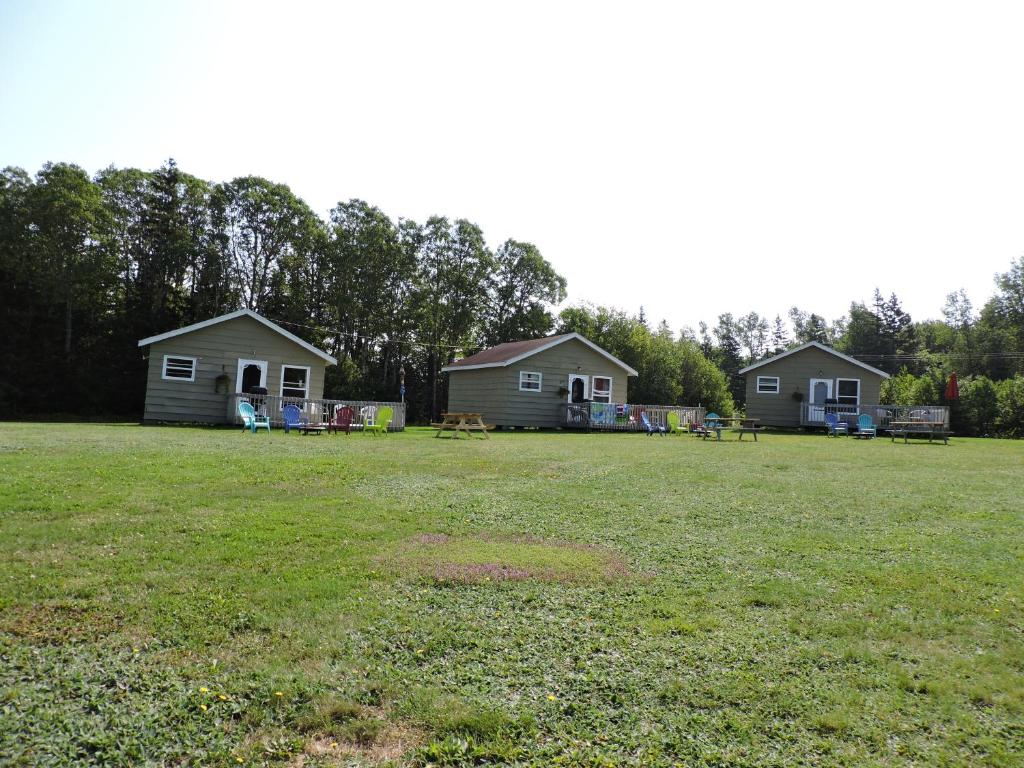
800, 403, 949, 429
229, 394, 406, 431
559, 402, 706, 432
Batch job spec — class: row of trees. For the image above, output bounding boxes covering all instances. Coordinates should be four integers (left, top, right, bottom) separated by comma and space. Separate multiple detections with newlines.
3, 158, 1023, 434
0, 160, 572, 420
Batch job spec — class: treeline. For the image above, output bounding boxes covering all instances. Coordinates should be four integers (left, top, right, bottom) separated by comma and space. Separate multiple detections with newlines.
1, 160, 734, 422
3, 159, 1023, 435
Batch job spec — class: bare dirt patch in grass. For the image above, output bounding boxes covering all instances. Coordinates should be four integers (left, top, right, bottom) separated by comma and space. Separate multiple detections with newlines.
382, 532, 630, 584
0, 602, 123, 644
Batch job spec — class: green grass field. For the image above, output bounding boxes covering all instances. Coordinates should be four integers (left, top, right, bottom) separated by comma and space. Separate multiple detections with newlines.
1, 424, 1022, 767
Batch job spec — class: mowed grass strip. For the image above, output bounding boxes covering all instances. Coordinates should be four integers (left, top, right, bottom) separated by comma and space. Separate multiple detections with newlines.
0, 423, 1022, 766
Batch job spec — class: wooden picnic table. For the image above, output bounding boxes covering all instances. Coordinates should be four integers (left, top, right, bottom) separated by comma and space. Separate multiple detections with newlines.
432, 412, 493, 439
699, 417, 762, 441
889, 421, 951, 444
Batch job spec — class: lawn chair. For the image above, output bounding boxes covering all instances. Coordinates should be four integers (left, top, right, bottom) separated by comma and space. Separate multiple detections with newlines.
856, 413, 877, 439
328, 405, 354, 435
238, 401, 270, 433
364, 406, 393, 436
281, 404, 304, 433
666, 411, 685, 435
640, 410, 665, 436
825, 412, 848, 437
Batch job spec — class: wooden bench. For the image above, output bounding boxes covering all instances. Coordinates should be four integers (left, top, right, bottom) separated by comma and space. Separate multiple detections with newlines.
890, 426, 951, 445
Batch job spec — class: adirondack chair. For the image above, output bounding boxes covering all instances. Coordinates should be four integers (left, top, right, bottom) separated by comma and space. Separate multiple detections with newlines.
856, 413, 877, 439
640, 410, 665, 436
825, 412, 848, 437
365, 406, 393, 435
237, 401, 270, 433
666, 411, 685, 435
328, 405, 354, 435
282, 404, 303, 433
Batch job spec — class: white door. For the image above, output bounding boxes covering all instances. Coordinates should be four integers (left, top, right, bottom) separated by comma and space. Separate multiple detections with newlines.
236, 359, 268, 394
807, 378, 832, 423
567, 374, 589, 403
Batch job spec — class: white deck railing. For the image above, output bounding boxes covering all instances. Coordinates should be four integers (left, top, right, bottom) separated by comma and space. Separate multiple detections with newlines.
799, 403, 949, 429
559, 402, 706, 431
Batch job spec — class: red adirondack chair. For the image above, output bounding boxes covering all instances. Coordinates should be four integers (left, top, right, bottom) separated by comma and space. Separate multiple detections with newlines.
328, 405, 354, 435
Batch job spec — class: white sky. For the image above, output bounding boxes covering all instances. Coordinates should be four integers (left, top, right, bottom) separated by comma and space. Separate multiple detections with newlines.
3, 0, 1023, 333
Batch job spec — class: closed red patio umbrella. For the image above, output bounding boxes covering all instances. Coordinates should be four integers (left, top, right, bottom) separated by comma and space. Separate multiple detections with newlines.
945, 371, 959, 401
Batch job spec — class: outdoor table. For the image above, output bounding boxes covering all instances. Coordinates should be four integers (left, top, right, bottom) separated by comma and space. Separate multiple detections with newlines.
432, 412, 492, 439
889, 421, 950, 444
298, 422, 327, 435
700, 417, 761, 441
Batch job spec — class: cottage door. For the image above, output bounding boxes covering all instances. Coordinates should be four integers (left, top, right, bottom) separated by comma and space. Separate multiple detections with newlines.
236, 359, 268, 394
807, 378, 832, 423
568, 374, 588, 403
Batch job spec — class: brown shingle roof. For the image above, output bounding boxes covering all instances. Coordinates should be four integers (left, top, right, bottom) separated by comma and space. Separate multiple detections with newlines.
445, 334, 573, 369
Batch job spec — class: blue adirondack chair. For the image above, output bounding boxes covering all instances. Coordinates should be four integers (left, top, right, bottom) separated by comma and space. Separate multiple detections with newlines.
282, 404, 303, 433
640, 411, 665, 436
825, 412, 849, 437
238, 401, 270, 433
856, 413, 877, 439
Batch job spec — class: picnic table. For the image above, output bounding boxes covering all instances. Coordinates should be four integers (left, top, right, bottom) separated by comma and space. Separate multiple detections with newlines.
698, 417, 763, 441
889, 421, 951, 444
298, 422, 327, 435
432, 412, 493, 439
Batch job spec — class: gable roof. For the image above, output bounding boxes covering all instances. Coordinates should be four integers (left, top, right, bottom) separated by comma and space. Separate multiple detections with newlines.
137, 309, 337, 365
737, 341, 889, 378
441, 333, 639, 376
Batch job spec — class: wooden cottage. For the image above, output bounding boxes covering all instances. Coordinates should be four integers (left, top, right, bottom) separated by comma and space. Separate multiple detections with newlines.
137, 309, 336, 424
442, 333, 638, 429
738, 341, 890, 427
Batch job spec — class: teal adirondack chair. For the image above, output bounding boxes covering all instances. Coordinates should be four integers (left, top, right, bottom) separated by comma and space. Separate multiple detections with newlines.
238, 401, 270, 433
856, 413, 876, 439
365, 406, 393, 436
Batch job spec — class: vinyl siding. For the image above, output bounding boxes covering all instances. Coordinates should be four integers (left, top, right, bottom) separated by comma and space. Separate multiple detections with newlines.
447, 339, 631, 427
743, 346, 884, 427
142, 315, 328, 424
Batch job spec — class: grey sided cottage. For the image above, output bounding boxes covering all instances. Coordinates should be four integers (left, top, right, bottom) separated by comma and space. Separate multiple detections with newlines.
137, 309, 336, 424
442, 333, 638, 428
738, 341, 890, 428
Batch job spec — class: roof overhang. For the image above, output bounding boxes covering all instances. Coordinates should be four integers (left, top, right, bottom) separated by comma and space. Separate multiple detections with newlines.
738, 341, 890, 378
442, 333, 639, 376
138, 309, 337, 365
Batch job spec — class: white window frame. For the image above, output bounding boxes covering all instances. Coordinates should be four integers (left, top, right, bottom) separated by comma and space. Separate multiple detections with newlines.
519, 371, 542, 392
280, 364, 311, 399
836, 378, 860, 406
756, 376, 780, 394
161, 354, 197, 382
591, 375, 613, 403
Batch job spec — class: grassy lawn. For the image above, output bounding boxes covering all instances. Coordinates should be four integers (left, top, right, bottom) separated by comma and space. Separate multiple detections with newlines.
1, 424, 1022, 767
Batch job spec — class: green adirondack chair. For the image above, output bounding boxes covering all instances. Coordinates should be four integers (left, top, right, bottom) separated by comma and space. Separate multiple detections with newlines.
365, 406, 393, 436
666, 411, 685, 435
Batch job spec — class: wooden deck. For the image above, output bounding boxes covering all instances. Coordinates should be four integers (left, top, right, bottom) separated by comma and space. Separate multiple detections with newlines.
229, 394, 406, 431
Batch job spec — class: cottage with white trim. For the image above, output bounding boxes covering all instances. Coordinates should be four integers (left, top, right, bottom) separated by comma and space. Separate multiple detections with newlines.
738, 341, 890, 428
442, 333, 638, 429
137, 310, 336, 424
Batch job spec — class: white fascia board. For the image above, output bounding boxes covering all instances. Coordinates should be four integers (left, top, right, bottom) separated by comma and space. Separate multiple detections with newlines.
738, 341, 890, 379
442, 333, 639, 376
138, 309, 337, 365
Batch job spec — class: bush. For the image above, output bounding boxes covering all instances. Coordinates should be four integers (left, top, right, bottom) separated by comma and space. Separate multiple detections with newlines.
996, 375, 1024, 437
956, 376, 999, 436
